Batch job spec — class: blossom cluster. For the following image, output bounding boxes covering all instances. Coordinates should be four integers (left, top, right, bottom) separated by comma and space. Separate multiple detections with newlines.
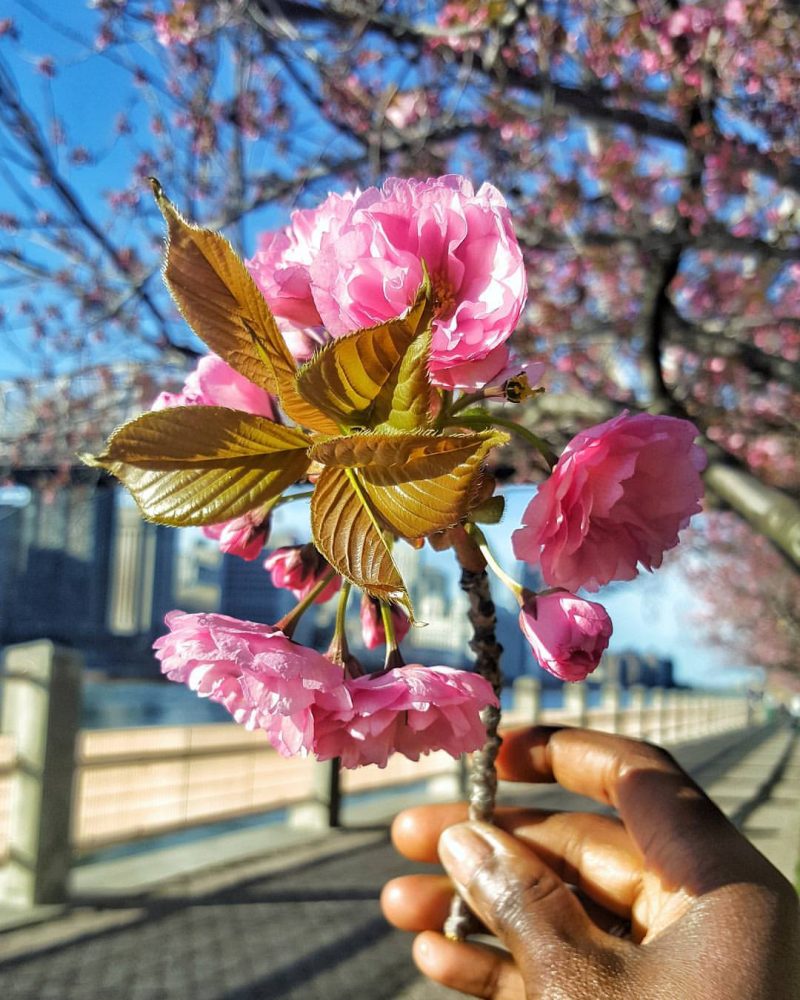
144, 172, 705, 767
155, 612, 496, 768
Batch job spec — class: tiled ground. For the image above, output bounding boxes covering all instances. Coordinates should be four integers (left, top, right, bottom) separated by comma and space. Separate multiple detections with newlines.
0, 724, 796, 1000
0, 838, 430, 1000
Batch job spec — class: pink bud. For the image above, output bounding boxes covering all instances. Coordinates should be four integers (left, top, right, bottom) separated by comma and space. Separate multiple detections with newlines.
201, 510, 271, 561
519, 591, 613, 682
359, 595, 411, 649
264, 544, 341, 603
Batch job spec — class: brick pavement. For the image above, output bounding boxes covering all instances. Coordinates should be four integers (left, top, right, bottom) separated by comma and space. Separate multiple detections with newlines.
0, 724, 796, 1000
0, 836, 432, 1000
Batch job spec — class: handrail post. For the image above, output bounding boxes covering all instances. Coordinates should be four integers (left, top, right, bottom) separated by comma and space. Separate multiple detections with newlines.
289, 758, 342, 829
665, 690, 679, 742
628, 685, 646, 738
601, 682, 621, 734
1, 641, 82, 906
564, 683, 588, 728
650, 688, 666, 743
512, 676, 541, 723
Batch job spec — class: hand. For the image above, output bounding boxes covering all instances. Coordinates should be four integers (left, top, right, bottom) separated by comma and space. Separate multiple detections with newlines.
381, 727, 800, 999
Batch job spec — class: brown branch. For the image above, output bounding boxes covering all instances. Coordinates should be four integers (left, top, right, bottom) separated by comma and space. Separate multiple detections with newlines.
444, 529, 504, 941
0, 55, 176, 347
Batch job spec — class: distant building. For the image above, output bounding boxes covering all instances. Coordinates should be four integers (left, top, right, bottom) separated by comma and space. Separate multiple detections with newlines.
0, 475, 175, 675
594, 650, 676, 689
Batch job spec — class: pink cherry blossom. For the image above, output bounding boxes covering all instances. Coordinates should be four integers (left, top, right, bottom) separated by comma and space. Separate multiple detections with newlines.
264, 544, 341, 603
512, 412, 706, 592
151, 353, 274, 417
153, 611, 351, 756
249, 176, 527, 390
308, 175, 527, 390
313, 665, 497, 768
359, 595, 411, 650
384, 89, 432, 129
154, 1, 201, 48
247, 191, 357, 340
519, 591, 612, 682
201, 508, 271, 561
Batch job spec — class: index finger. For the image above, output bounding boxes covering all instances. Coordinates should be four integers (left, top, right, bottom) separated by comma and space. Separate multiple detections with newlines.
497, 726, 769, 891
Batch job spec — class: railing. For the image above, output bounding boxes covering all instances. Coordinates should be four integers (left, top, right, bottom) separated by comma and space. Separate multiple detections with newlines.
72, 729, 460, 853
0, 734, 14, 863
0, 641, 762, 906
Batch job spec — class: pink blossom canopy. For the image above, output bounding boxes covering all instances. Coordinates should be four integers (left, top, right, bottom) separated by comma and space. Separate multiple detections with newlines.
512, 412, 706, 592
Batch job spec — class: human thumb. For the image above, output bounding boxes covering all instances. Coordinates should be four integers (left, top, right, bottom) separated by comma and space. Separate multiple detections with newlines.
438, 821, 595, 965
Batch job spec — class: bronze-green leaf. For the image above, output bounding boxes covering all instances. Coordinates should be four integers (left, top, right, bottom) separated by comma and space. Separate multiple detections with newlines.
310, 430, 507, 539
363, 431, 506, 537
295, 273, 435, 430
86, 406, 311, 526
374, 325, 433, 433
310, 466, 412, 615
151, 179, 338, 435
468, 495, 506, 524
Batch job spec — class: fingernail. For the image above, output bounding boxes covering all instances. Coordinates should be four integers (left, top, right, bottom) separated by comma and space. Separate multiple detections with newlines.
438, 823, 492, 887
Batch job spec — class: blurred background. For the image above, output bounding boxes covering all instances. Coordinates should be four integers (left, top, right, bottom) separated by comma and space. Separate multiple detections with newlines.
0, 1, 797, 994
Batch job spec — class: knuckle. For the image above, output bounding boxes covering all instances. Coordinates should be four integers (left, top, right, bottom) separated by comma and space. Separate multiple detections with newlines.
629, 740, 679, 772
488, 865, 563, 935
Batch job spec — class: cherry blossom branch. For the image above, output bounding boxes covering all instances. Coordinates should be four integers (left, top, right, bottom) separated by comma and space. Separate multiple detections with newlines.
276, 567, 338, 637
0, 56, 171, 339
253, 0, 800, 193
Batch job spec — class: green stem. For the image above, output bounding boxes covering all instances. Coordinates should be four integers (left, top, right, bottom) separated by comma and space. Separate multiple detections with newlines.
380, 601, 405, 671
327, 581, 363, 676
276, 567, 338, 638
335, 580, 352, 639
467, 524, 524, 602
449, 389, 487, 415
448, 412, 558, 469
272, 489, 315, 508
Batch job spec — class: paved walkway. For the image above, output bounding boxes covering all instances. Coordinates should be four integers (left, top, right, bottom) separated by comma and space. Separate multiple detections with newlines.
0, 724, 797, 1000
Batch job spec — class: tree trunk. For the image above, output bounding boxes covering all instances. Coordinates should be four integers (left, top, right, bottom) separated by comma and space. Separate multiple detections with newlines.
704, 460, 800, 568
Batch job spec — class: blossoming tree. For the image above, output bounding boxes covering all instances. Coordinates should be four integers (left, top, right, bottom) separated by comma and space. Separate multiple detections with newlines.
684, 510, 800, 680
0, 4, 797, 620
85, 172, 706, 936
